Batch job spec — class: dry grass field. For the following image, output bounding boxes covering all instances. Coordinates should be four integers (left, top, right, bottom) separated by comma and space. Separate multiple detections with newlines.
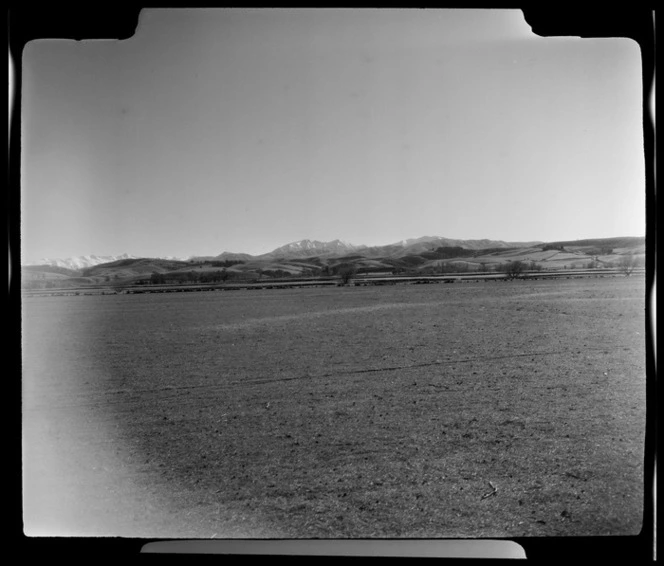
22, 275, 647, 539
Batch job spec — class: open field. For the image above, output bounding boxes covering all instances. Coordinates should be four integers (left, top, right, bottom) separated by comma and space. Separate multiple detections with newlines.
22, 276, 646, 538
19, 268, 647, 298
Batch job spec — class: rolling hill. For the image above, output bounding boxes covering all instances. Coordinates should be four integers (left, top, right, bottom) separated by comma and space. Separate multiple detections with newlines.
21, 235, 645, 289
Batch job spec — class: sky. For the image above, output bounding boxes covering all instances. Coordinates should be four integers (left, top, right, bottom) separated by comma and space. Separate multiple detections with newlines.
20, 9, 645, 262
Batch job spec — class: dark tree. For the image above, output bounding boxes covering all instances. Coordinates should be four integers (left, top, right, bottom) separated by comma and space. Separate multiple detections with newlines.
617, 254, 637, 276
150, 271, 165, 285
337, 266, 357, 285
505, 261, 526, 279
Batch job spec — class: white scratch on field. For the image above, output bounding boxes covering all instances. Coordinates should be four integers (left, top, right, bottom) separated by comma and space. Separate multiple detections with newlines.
203, 302, 437, 332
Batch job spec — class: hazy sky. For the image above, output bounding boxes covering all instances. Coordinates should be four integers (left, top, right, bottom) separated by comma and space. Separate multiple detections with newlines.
20, 9, 645, 261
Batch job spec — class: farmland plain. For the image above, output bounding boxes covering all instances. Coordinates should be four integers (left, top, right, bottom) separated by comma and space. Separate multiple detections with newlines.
22, 276, 646, 538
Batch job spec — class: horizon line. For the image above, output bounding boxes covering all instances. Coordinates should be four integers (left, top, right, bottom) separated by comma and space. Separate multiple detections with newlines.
21, 233, 646, 265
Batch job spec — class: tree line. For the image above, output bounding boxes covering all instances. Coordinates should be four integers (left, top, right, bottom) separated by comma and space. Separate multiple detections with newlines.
148, 270, 235, 285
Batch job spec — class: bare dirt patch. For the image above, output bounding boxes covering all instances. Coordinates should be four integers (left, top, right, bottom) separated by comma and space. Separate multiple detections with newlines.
22, 276, 646, 538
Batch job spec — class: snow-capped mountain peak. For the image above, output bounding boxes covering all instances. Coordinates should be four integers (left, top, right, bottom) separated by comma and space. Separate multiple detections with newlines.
261, 239, 358, 258
395, 236, 444, 247
23, 254, 136, 270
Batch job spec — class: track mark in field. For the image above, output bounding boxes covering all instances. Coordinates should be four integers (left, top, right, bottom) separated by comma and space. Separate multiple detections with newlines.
511, 293, 644, 301
24, 345, 619, 411
203, 302, 439, 332
231, 347, 612, 387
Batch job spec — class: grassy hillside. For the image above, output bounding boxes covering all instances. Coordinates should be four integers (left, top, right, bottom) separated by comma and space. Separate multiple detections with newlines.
544, 236, 644, 249
22, 265, 82, 278
82, 258, 191, 277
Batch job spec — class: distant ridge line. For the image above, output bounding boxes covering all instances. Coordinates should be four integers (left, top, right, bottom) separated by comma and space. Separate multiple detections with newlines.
26, 235, 644, 268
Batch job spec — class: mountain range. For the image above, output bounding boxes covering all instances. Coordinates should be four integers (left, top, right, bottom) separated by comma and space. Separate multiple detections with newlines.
190, 236, 545, 264
21, 235, 645, 290
24, 252, 188, 270
27, 236, 542, 268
